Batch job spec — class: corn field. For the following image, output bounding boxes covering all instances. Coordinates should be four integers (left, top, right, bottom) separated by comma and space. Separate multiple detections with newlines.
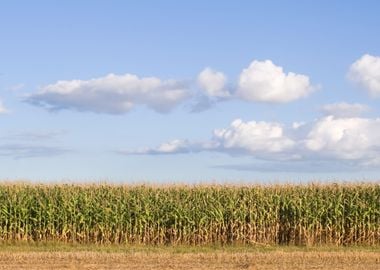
0, 183, 379, 246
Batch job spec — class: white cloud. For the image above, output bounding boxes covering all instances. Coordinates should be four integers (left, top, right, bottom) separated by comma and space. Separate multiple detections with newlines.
26, 59, 318, 114
123, 119, 297, 159
197, 68, 229, 97
0, 99, 8, 114
124, 115, 380, 170
321, 102, 369, 118
124, 140, 192, 155
26, 73, 191, 114
237, 60, 314, 103
292, 122, 305, 129
348, 54, 380, 97
121, 139, 217, 155
212, 119, 295, 155
305, 116, 380, 161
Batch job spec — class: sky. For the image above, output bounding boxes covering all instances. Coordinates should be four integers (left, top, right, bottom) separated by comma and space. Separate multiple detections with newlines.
1, 0, 380, 183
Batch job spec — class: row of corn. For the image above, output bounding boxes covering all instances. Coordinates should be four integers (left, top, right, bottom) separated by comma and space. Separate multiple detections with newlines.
0, 183, 378, 246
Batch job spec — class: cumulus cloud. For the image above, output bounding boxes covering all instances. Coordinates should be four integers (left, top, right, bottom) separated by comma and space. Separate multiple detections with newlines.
26, 73, 191, 114
26, 59, 316, 114
124, 115, 380, 170
348, 54, 380, 97
121, 140, 193, 155
197, 68, 229, 97
120, 139, 217, 155
212, 119, 295, 156
321, 102, 369, 118
122, 118, 297, 160
305, 116, 380, 161
237, 60, 314, 103
190, 68, 230, 112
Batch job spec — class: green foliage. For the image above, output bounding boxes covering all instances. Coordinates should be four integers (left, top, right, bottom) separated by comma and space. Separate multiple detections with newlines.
0, 183, 378, 246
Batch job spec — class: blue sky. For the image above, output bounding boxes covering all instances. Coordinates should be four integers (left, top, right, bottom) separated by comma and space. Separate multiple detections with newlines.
1, 1, 380, 183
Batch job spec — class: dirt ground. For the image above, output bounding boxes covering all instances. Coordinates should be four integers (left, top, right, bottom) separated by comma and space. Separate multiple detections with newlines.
0, 251, 378, 270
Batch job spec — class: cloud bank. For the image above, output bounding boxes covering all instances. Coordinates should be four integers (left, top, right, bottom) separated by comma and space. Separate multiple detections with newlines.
27, 59, 316, 114
123, 114, 380, 170
27, 73, 191, 114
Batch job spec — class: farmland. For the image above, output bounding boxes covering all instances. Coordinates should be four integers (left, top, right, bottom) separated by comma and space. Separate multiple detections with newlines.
0, 249, 379, 270
0, 183, 378, 246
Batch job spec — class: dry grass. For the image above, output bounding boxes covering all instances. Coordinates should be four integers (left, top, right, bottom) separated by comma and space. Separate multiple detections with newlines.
0, 250, 378, 270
